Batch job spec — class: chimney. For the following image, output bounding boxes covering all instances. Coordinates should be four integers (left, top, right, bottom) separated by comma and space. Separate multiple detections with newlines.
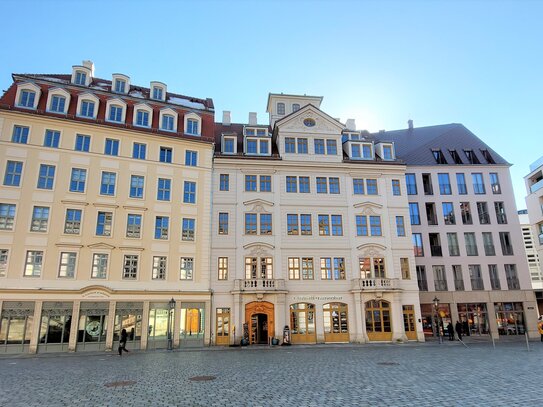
82, 60, 95, 77
345, 119, 356, 131
408, 119, 413, 130
248, 112, 257, 125
222, 110, 231, 126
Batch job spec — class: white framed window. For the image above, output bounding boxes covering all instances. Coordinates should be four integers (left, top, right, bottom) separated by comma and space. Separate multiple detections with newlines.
362, 143, 374, 159
76, 93, 99, 119
184, 113, 201, 136
105, 98, 127, 123
150, 81, 166, 101
292, 103, 300, 112
159, 108, 178, 132
222, 135, 237, 154
24, 250, 43, 277
0, 249, 9, 277
180, 257, 194, 280
152, 256, 167, 280
72, 68, 91, 86
58, 252, 77, 278
133, 103, 153, 127
15, 82, 41, 110
123, 254, 139, 279
31, 206, 50, 232
277, 102, 285, 115
46, 88, 70, 114
91, 253, 108, 279
112, 74, 130, 94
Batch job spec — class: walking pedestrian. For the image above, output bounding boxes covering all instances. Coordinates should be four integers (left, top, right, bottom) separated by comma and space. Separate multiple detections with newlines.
118, 328, 130, 356
447, 322, 454, 341
455, 321, 462, 341
538, 317, 543, 342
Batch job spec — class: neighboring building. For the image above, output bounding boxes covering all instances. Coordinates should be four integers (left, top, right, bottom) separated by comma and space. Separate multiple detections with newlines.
211, 95, 424, 345
0, 61, 215, 354
381, 123, 538, 339
524, 156, 543, 314
518, 210, 542, 292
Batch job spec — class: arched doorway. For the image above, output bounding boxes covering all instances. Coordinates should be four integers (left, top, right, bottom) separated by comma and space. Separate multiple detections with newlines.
323, 302, 349, 343
365, 300, 392, 341
290, 303, 316, 344
245, 302, 274, 345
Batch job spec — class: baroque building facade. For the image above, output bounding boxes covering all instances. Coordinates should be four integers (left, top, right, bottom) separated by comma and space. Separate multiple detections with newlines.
0, 61, 215, 353
211, 94, 423, 345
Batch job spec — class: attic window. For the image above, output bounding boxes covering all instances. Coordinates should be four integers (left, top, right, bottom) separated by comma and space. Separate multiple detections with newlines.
449, 150, 463, 164
480, 149, 496, 164
277, 103, 285, 115
464, 149, 480, 164
432, 149, 448, 164
292, 104, 300, 112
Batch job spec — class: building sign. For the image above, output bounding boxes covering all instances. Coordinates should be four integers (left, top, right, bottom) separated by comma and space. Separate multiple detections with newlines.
293, 295, 344, 302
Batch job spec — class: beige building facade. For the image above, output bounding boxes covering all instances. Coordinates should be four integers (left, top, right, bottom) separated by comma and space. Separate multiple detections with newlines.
211, 95, 424, 345
0, 62, 215, 353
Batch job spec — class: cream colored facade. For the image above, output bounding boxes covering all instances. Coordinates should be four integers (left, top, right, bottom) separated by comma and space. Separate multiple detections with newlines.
524, 156, 543, 313
211, 96, 424, 345
0, 64, 214, 353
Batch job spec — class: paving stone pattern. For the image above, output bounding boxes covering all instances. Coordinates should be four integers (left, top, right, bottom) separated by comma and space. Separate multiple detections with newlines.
1, 341, 541, 406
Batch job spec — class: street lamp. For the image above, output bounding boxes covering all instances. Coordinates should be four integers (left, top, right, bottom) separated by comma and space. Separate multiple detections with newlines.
433, 296, 442, 344
167, 297, 176, 350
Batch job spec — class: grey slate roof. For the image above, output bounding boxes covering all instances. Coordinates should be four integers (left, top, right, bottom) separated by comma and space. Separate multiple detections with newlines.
371, 123, 509, 166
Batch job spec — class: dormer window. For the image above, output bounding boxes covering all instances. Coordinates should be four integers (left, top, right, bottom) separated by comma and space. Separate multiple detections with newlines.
257, 129, 267, 136
351, 134, 359, 140
277, 102, 285, 115
19, 90, 36, 108
260, 140, 269, 154
184, 113, 201, 136
383, 145, 394, 160
50, 95, 66, 113
352, 144, 361, 158
292, 103, 300, 112
432, 149, 447, 164
480, 149, 495, 164
109, 105, 123, 122
247, 139, 257, 154
159, 108, 178, 132
153, 87, 163, 100
246, 129, 255, 136
222, 136, 236, 154
136, 110, 150, 126
80, 100, 95, 118
162, 115, 174, 131
464, 149, 480, 164
114, 79, 126, 93
75, 71, 87, 85
449, 149, 463, 164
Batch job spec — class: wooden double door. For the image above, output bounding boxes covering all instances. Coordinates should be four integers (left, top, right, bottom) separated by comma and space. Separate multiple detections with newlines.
245, 302, 274, 344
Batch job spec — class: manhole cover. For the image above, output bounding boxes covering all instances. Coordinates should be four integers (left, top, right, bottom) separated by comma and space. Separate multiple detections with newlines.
104, 380, 137, 388
377, 362, 399, 366
189, 375, 216, 382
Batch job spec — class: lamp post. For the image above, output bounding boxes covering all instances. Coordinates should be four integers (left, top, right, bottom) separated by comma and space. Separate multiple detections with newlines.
167, 297, 176, 350
433, 296, 442, 344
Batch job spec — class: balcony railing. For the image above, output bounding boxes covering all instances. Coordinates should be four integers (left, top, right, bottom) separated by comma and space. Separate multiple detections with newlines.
234, 279, 286, 291
351, 278, 399, 291
530, 178, 543, 193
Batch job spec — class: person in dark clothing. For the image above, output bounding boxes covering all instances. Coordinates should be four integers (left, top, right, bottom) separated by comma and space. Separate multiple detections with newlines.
118, 328, 130, 356
455, 321, 463, 341
447, 322, 454, 341
463, 320, 470, 336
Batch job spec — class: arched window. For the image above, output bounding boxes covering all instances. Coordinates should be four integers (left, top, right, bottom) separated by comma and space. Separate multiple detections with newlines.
277, 102, 285, 115
133, 103, 153, 128
184, 113, 201, 136
290, 303, 316, 344
46, 88, 70, 114
292, 103, 300, 112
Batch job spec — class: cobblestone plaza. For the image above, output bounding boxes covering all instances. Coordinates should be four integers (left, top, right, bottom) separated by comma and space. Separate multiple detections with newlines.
1, 341, 541, 406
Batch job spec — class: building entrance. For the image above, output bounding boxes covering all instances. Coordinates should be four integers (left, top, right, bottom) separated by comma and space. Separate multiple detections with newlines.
245, 301, 274, 345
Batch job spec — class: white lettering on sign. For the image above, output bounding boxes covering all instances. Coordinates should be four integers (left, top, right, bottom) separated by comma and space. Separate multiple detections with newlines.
293, 295, 344, 302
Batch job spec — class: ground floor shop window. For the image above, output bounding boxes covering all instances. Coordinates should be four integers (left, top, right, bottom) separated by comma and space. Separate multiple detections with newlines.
495, 302, 525, 335
180, 303, 205, 346
290, 303, 316, 344
0, 302, 34, 352
323, 302, 349, 342
39, 302, 72, 350
113, 303, 143, 345
216, 308, 230, 345
148, 305, 169, 348
457, 303, 489, 335
365, 300, 392, 341
77, 302, 108, 350
420, 303, 451, 337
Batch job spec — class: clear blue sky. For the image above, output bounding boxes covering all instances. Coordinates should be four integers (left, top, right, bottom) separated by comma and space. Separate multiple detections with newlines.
1, 0, 541, 209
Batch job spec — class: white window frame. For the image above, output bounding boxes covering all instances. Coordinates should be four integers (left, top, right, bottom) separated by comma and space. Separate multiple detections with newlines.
71, 66, 92, 86
24, 250, 44, 277
150, 81, 167, 101
91, 252, 109, 279
0, 249, 9, 278
15, 82, 41, 110
159, 107, 178, 132
46, 88, 70, 114
105, 98, 127, 123
76, 92, 99, 119
112, 74, 130, 94
122, 254, 139, 280
58, 251, 78, 278
133, 103, 153, 128
184, 112, 201, 136
222, 135, 237, 154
